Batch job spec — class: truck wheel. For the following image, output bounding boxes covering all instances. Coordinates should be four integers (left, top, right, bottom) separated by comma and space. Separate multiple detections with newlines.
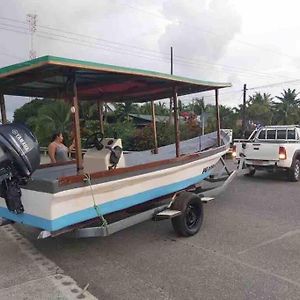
288, 159, 300, 182
245, 167, 256, 177
171, 192, 203, 237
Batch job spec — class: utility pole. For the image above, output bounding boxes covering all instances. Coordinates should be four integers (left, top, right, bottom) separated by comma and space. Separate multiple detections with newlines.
242, 84, 247, 138
27, 14, 37, 59
169, 46, 173, 124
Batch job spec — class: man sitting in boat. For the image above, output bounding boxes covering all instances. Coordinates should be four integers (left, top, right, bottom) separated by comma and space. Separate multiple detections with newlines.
48, 132, 73, 163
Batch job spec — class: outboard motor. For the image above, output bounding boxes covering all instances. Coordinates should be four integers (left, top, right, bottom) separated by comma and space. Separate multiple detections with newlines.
0, 124, 40, 214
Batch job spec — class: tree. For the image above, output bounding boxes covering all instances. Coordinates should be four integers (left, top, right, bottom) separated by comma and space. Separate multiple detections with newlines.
186, 97, 205, 115
219, 105, 239, 129
272, 88, 300, 124
114, 102, 139, 120
31, 101, 72, 146
138, 101, 169, 116
247, 92, 273, 125
13, 98, 52, 129
79, 101, 98, 120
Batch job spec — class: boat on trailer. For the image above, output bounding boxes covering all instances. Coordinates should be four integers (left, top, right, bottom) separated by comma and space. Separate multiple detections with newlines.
0, 56, 235, 238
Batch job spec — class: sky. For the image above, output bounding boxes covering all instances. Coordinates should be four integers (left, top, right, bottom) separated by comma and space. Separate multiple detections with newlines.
0, 0, 300, 120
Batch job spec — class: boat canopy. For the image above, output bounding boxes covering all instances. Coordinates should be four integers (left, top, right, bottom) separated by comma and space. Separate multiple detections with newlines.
0, 56, 231, 102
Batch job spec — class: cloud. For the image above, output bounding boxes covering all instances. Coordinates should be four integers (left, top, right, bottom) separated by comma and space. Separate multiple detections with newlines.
158, 0, 242, 77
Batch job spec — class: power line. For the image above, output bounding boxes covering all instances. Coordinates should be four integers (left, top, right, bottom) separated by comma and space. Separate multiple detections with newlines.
0, 22, 291, 84
117, 2, 297, 62
36, 29, 293, 82
0, 51, 25, 60
0, 16, 170, 58
0, 25, 169, 64
174, 54, 294, 80
247, 79, 300, 91
201, 79, 300, 101
173, 56, 293, 81
0, 16, 295, 82
0, 25, 29, 35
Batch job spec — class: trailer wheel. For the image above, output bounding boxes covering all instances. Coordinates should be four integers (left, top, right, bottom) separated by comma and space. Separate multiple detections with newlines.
288, 159, 300, 182
171, 192, 203, 237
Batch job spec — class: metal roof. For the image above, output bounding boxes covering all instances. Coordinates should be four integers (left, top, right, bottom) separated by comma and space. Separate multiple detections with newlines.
259, 125, 300, 129
0, 56, 231, 102
129, 113, 171, 123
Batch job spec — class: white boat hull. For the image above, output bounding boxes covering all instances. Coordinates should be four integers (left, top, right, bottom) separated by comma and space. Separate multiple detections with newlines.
0, 149, 226, 231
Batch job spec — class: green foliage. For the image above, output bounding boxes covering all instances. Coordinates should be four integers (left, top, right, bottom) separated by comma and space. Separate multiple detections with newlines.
185, 97, 205, 115
114, 102, 139, 120
12, 87, 300, 149
246, 92, 273, 125
13, 98, 52, 129
79, 102, 98, 120
103, 120, 136, 150
27, 101, 71, 146
138, 101, 170, 116
129, 122, 202, 151
272, 89, 300, 124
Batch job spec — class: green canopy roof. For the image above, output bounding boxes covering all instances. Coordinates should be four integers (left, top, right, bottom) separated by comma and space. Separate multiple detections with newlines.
0, 55, 231, 102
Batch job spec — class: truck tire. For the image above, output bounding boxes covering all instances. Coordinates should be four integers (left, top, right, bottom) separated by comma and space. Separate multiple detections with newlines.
245, 167, 255, 177
288, 159, 300, 182
171, 192, 203, 237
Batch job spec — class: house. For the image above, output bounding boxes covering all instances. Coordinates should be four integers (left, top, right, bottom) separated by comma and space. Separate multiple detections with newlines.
129, 114, 185, 128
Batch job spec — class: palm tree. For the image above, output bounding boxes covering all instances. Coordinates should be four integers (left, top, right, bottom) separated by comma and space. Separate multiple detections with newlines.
247, 92, 273, 125
80, 101, 97, 120
138, 101, 169, 116
31, 101, 72, 146
272, 88, 300, 124
157, 102, 169, 116
186, 97, 205, 115
114, 102, 139, 120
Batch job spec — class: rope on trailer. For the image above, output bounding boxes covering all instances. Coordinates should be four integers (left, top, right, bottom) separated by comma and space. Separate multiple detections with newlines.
83, 173, 108, 231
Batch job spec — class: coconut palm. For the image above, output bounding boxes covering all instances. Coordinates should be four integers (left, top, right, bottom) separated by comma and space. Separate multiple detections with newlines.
32, 101, 72, 146
186, 97, 205, 115
138, 101, 169, 116
247, 92, 273, 125
272, 89, 300, 124
114, 102, 139, 120
80, 101, 97, 120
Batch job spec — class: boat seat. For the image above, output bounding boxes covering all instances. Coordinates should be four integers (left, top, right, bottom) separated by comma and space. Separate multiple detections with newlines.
84, 138, 125, 173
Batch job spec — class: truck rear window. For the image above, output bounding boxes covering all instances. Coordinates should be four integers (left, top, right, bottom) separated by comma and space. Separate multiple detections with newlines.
277, 130, 286, 139
267, 130, 276, 139
287, 129, 296, 139
258, 130, 266, 139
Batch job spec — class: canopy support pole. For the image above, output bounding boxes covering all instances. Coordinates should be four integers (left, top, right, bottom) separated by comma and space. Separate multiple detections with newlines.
215, 89, 221, 146
71, 77, 83, 173
97, 100, 104, 135
151, 101, 158, 154
173, 87, 180, 157
0, 94, 7, 124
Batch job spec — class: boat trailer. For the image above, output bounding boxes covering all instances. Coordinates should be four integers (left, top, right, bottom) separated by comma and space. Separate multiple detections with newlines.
32, 157, 243, 239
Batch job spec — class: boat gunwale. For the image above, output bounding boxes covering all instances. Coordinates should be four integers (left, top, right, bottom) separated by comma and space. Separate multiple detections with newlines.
57, 144, 228, 187
38, 160, 76, 169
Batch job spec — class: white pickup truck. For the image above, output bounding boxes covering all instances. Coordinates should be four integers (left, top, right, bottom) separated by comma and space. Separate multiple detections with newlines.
233, 125, 300, 181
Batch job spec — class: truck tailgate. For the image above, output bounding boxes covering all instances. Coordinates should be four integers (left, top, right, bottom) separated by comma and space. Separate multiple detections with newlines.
242, 143, 279, 161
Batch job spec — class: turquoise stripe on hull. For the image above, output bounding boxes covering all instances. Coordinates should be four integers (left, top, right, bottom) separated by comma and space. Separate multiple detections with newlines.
0, 170, 211, 231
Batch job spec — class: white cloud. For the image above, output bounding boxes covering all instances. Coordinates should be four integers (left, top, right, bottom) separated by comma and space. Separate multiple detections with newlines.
0, 0, 299, 116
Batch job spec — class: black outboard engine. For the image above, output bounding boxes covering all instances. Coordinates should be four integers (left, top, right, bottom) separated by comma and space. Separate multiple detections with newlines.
0, 124, 40, 214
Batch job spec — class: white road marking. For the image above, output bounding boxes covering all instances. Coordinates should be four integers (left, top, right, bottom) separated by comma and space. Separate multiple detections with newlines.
237, 229, 300, 255
177, 238, 300, 289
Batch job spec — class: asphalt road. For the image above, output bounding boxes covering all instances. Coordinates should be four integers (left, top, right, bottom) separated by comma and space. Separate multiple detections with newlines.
16, 162, 300, 300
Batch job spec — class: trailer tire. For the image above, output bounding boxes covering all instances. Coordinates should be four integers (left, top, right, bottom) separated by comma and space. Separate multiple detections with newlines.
288, 159, 300, 182
171, 192, 203, 237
